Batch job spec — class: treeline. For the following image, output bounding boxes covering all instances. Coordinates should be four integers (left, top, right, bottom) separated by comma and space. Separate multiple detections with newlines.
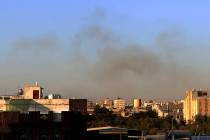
87, 105, 210, 135
189, 114, 210, 135
87, 105, 181, 134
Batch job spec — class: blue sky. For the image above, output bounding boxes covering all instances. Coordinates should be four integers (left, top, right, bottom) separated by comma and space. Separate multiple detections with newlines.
1, 1, 210, 45
0, 1, 210, 100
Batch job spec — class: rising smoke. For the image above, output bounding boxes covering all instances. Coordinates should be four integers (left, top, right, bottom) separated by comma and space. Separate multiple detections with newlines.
0, 9, 210, 101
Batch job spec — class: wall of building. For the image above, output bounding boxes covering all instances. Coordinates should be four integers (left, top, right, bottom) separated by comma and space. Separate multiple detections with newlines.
69, 99, 87, 115
0, 99, 69, 113
183, 89, 210, 123
0, 100, 7, 111
24, 86, 42, 99
35, 99, 70, 113
103, 98, 113, 109
184, 90, 198, 122
208, 100, 210, 116
0, 99, 87, 114
133, 99, 141, 108
198, 98, 208, 116
114, 99, 126, 110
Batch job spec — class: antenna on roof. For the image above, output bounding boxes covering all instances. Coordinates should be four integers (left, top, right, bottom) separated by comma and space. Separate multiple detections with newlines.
35, 82, 38, 86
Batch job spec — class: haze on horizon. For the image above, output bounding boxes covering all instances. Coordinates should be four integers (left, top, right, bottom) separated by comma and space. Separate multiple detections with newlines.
1, 1, 210, 101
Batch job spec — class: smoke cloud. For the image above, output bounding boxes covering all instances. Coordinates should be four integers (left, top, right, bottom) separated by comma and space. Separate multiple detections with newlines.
0, 9, 210, 101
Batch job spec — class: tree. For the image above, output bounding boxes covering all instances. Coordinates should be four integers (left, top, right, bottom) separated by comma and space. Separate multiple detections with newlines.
194, 114, 210, 134
88, 105, 117, 127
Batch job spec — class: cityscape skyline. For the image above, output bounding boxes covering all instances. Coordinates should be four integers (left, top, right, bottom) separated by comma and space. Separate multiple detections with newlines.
1, 1, 210, 100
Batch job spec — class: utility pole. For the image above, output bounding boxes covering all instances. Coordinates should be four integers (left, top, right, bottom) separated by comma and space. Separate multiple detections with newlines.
140, 130, 144, 140
172, 117, 174, 140
119, 128, 122, 140
195, 125, 200, 140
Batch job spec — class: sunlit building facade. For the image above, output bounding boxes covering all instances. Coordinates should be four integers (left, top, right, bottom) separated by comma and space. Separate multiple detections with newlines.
183, 89, 210, 123
113, 98, 126, 110
103, 98, 113, 109
0, 83, 87, 115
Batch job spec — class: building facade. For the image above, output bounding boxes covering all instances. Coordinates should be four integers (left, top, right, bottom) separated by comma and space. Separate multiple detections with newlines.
133, 98, 141, 109
103, 98, 113, 109
23, 82, 43, 99
0, 83, 87, 115
113, 98, 126, 110
183, 89, 210, 123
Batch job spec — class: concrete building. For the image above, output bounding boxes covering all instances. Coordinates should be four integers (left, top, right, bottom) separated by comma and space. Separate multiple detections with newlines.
183, 89, 210, 123
152, 103, 168, 117
113, 98, 126, 110
103, 98, 113, 109
133, 98, 141, 108
0, 83, 87, 115
23, 82, 43, 99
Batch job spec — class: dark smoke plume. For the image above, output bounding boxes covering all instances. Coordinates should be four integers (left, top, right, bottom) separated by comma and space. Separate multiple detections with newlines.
0, 9, 210, 101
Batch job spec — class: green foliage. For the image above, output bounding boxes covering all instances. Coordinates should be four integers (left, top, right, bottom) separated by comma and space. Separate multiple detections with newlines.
193, 114, 210, 135
88, 110, 210, 135
88, 105, 117, 127
87, 106, 184, 135
126, 113, 178, 134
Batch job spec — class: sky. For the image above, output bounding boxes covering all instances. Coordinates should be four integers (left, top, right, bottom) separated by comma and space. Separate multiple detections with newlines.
1, 1, 210, 100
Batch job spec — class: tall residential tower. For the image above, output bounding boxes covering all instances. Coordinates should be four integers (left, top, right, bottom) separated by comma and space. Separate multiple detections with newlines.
183, 89, 210, 123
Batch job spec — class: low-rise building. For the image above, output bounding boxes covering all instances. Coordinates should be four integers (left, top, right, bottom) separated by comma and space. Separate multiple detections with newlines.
103, 98, 113, 109
0, 83, 87, 115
